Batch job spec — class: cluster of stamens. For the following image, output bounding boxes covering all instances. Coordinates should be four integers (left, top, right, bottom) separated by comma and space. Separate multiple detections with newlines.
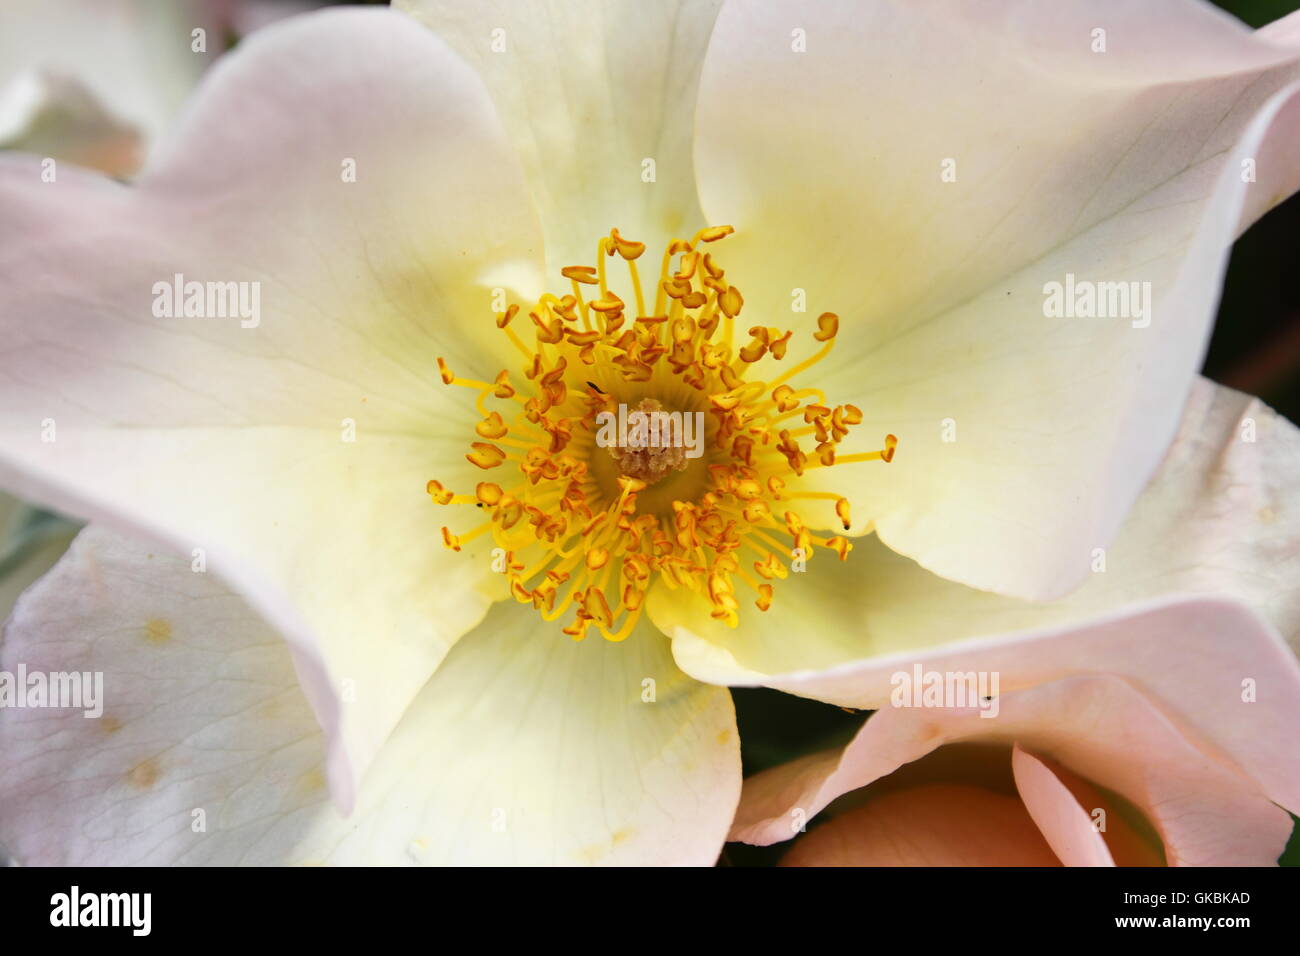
430, 226, 896, 641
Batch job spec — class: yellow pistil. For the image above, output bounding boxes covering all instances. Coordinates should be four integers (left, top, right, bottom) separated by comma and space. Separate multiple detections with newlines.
430, 228, 895, 642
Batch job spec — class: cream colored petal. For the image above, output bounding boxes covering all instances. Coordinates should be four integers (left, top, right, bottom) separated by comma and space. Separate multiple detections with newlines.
397, 0, 723, 273
307, 611, 739, 866
0, 527, 739, 866
0, 8, 546, 808
658, 378, 1300, 672
694, 0, 1300, 599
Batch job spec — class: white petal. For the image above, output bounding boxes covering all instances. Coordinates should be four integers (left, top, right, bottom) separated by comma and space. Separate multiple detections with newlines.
0, 7, 546, 809
396, 0, 723, 272
0, 527, 739, 866
657, 379, 1300, 675
315, 610, 739, 866
694, 0, 1300, 599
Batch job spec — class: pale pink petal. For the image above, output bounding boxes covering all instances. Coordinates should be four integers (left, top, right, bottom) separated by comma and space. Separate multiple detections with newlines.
734, 669, 1292, 866
1015, 749, 1166, 866
0, 7, 545, 810
1012, 746, 1113, 867
693, 0, 1300, 600
780, 785, 1060, 867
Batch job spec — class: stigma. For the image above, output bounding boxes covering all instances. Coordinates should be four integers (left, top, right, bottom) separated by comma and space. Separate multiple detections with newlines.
603, 397, 691, 485
430, 227, 896, 642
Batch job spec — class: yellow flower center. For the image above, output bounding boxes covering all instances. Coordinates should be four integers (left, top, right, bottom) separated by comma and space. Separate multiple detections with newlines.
430, 227, 896, 642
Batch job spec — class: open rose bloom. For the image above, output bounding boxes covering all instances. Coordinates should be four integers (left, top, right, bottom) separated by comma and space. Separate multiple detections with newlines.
0, 0, 1298, 868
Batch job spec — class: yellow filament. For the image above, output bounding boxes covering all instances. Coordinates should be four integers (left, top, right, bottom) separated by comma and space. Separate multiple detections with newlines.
429, 228, 895, 641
